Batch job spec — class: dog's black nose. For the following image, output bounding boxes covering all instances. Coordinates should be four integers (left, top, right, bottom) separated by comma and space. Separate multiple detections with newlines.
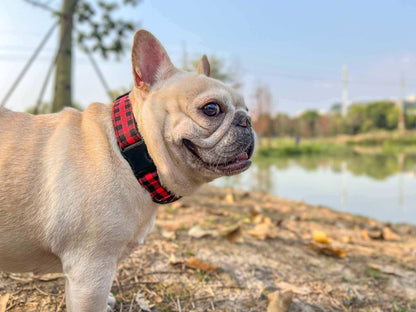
233, 111, 252, 128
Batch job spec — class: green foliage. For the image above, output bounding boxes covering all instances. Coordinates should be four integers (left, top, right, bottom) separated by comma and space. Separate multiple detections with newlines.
347, 104, 367, 134
367, 101, 398, 129
255, 151, 416, 180
257, 141, 352, 157
75, 0, 140, 59
299, 110, 319, 122
364, 267, 388, 280
255, 100, 416, 140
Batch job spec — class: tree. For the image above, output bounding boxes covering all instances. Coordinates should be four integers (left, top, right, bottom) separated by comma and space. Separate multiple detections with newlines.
26, 0, 140, 112
299, 110, 320, 137
366, 101, 397, 129
251, 84, 273, 142
347, 104, 367, 134
273, 113, 292, 136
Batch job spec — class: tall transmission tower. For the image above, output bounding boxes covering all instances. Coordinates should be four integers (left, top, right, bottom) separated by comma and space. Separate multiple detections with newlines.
341, 65, 349, 117
398, 74, 406, 133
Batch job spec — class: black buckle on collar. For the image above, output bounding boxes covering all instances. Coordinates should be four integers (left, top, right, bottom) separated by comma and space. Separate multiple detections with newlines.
121, 140, 156, 178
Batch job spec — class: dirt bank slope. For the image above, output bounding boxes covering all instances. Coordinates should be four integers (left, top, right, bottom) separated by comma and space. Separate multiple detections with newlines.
1, 186, 415, 311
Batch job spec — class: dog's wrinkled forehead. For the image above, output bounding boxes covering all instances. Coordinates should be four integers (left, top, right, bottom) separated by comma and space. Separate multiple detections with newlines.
159, 72, 247, 112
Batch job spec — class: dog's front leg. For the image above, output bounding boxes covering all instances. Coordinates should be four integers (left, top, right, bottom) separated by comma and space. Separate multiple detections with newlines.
63, 256, 117, 312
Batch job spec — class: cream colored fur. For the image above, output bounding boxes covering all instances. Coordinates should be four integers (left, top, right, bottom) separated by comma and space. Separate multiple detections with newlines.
0, 30, 254, 312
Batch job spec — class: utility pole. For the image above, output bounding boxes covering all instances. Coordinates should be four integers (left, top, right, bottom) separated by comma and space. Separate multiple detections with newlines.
341, 65, 349, 117
52, 0, 77, 112
398, 74, 406, 134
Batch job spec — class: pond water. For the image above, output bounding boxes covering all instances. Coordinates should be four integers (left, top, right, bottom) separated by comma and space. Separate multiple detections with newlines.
213, 154, 416, 224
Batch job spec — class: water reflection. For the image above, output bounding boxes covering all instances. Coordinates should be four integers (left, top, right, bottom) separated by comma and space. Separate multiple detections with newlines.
213, 154, 416, 224
255, 154, 416, 180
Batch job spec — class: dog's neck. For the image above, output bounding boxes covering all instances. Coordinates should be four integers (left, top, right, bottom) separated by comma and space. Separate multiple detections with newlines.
112, 92, 181, 204
129, 88, 205, 197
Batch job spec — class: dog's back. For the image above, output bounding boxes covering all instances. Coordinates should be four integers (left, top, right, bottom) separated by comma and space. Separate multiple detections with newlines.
0, 105, 119, 273
0, 108, 63, 272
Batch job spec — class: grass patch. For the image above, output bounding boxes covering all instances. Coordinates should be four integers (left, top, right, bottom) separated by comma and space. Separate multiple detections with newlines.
257, 142, 353, 157
257, 133, 416, 157
364, 267, 388, 280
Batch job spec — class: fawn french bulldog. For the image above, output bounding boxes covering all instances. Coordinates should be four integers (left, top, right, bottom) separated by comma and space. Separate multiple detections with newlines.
0, 30, 255, 311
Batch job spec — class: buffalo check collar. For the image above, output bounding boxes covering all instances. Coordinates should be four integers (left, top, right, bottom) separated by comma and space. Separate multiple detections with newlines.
112, 93, 180, 204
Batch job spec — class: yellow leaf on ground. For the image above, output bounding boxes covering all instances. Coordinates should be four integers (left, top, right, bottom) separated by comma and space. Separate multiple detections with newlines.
0, 293, 10, 312
267, 290, 293, 312
313, 230, 329, 244
169, 254, 184, 266
342, 236, 354, 243
186, 257, 218, 273
225, 192, 235, 204
248, 216, 278, 240
309, 242, 346, 258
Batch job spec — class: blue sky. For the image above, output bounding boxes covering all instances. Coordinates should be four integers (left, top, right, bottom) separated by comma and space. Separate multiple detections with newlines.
1, 0, 416, 114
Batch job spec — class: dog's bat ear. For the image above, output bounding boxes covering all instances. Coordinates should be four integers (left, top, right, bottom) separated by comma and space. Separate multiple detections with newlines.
132, 29, 176, 92
197, 54, 210, 77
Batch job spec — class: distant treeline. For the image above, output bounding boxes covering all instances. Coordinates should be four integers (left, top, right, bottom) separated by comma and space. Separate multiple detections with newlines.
253, 101, 416, 137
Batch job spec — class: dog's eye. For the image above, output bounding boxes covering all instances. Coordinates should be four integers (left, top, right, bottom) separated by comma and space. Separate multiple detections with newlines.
202, 103, 221, 117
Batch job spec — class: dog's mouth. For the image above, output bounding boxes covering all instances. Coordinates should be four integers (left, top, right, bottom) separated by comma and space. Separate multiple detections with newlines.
183, 139, 253, 175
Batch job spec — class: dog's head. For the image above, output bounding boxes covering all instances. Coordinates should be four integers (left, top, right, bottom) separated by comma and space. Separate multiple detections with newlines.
129, 30, 255, 195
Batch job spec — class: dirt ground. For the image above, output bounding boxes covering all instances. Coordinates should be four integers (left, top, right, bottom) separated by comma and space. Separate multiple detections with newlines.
1, 186, 415, 312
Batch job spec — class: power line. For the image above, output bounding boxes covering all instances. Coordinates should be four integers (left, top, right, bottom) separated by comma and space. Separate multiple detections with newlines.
34, 8, 73, 114
0, 21, 58, 108
23, 0, 63, 17
80, 44, 112, 100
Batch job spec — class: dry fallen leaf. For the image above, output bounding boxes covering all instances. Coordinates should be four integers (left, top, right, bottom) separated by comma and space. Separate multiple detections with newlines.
361, 229, 370, 240
382, 227, 400, 241
220, 224, 243, 243
253, 214, 266, 224
225, 192, 235, 204
248, 216, 278, 240
313, 230, 329, 244
364, 227, 401, 241
161, 229, 176, 240
186, 257, 218, 273
249, 205, 262, 218
309, 242, 346, 258
169, 254, 184, 266
135, 293, 151, 312
267, 290, 293, 312
342, 236, 354, 244
188, 225, 213, 238
275, 282, 311, 295
0, 293, 10, 312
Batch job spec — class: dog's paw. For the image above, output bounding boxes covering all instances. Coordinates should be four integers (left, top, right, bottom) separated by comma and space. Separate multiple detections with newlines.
107, 292, 116, 310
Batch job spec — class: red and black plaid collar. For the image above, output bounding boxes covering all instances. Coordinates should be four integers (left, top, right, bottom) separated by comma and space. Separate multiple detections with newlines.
112, 93, 180, 204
